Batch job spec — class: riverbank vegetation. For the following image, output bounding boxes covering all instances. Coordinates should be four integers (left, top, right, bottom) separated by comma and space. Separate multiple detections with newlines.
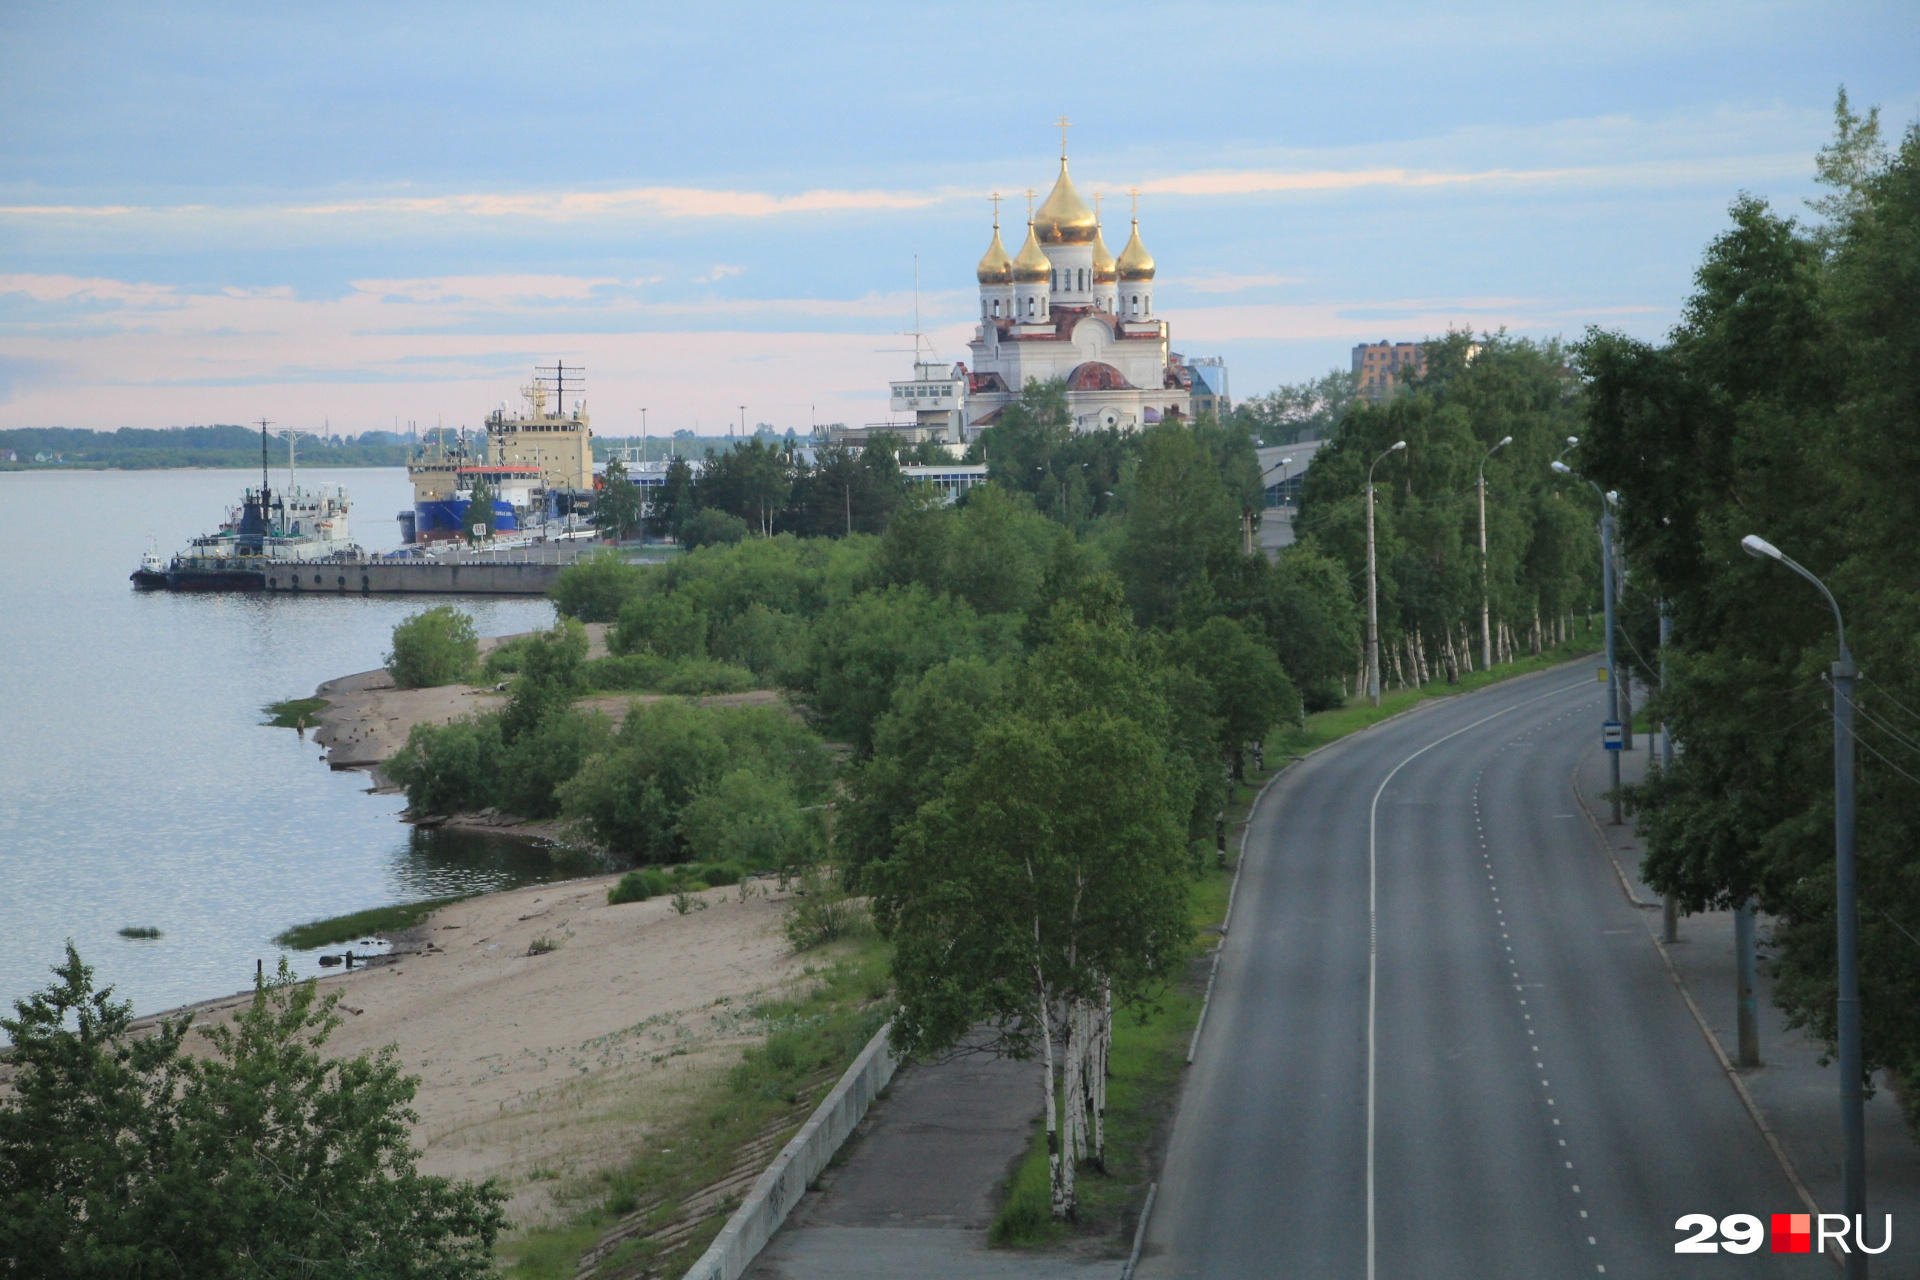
262, 695, 329, 728
274, 893, 478, 950
0, 949, 504, 1275
1581, 93, 1920, 1130
386, 604, 480, 688
0, 424, 410, 470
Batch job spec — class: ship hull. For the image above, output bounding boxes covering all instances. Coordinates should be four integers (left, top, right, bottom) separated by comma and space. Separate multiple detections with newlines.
415, 497, 521, 539
129, 569, 169, 590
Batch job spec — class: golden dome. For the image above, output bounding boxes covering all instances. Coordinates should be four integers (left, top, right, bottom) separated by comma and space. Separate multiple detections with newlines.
1011, 220, 1053, 284
1091, 224, 1118, 283
976, 222, 1013, 285
1034, 158, 1097, 245
1116, 218, 1155, 281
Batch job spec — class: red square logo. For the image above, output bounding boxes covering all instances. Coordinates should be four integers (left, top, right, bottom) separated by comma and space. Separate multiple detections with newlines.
1772, 1213, 1811, 1253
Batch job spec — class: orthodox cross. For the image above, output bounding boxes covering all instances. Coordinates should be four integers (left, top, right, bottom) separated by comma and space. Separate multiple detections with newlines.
1056, 115, 1072, 158
989, 191, 1002, 228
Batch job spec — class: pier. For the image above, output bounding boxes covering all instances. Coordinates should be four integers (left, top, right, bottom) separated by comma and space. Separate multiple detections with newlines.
262, 542, 591, 595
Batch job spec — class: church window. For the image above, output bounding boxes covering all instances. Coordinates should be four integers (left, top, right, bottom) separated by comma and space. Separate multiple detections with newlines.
1077, 269, 1086, 292
1027, 296, 1036, 318
992, 299, 1001, 317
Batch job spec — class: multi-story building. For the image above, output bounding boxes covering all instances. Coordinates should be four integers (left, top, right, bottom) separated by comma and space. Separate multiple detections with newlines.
1352, 341, 1427, 399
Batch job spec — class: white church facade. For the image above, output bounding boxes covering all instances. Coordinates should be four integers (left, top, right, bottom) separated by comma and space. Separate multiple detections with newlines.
886, 140, 1220, 442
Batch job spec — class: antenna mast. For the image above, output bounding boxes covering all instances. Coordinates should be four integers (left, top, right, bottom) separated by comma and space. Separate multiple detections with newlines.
534, 359, 585, 415
256, 418, 273, 503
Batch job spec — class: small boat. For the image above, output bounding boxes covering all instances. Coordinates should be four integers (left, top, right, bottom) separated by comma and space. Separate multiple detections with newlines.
130, 542, 168, 590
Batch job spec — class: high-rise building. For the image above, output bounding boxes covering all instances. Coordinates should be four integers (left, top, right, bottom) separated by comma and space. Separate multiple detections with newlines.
1352, 341, 1427, 399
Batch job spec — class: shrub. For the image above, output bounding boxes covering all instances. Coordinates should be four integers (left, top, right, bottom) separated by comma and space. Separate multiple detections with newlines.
783, 867, 870, 951
679, 770, 821, 873
385, 714, 504, 815
479, 634, 540, 681
612, 591, 707, 658
655, 659, 757, 696
494, 708, 613, 819
386, 606, 479, 689
583, 653, 673, 691
607, 871, 652, 904
551, 550, 648, 622
710, 603, 807, 677
117, 926, 161, 940
680, 508, 749, 549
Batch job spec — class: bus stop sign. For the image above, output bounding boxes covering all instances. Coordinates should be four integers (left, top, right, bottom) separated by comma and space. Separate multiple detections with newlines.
1603, 721, 1624, 751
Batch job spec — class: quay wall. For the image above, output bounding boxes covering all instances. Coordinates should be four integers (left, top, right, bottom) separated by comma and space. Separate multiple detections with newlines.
262, 560, 566, 595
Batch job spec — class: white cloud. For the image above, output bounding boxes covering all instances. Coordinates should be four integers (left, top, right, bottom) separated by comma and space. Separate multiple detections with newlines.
1176, 273, 1306, 294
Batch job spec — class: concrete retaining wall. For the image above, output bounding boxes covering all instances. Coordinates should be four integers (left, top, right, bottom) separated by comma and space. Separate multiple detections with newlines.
683, 1022, 898, 1280
262, 561, 563, 595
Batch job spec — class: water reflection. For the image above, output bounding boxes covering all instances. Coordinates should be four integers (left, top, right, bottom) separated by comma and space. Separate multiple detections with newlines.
392, 825, 609, 899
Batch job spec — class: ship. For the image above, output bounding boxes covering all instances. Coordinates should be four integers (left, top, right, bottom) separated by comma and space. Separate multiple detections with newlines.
131, 423, 363, 591
401, 362, 597, 544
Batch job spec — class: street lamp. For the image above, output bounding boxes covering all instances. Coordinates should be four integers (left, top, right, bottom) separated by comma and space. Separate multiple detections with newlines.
1742, 532, 1866, 1275
1478, 436, 1513, 670
1553, 460, 1623, 822
1365, 441, 1407, 707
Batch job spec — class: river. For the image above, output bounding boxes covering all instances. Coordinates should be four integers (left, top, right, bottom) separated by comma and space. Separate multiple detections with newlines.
0, 466, 595, 1021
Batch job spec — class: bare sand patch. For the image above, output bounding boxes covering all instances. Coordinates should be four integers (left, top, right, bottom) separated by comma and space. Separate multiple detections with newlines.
279, 875, 806, 1226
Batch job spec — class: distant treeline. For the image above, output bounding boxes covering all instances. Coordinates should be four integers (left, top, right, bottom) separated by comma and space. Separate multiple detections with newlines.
0, 425, 410, 470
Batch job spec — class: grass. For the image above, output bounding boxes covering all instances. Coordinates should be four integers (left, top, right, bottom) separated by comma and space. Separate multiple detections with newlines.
988, 630, 1606, 1250
273, 894, 476, 950
262, 696, 329, 729
499, 934, 893, 1280
118, 925, 163, 940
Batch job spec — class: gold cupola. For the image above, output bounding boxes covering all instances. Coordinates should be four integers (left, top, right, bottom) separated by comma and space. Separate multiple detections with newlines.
1034, 156, 1097, 246
976, 218, 1013, 285
1011, 219, 1053, 284
1116, 218, 1156, 281
1091, 223, 1118, 283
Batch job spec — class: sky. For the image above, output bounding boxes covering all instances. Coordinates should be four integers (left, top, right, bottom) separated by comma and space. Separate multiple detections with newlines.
1, 1, 1914, 437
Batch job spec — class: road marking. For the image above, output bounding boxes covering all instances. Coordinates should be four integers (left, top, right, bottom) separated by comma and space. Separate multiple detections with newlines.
1364, 677, 1589, 1280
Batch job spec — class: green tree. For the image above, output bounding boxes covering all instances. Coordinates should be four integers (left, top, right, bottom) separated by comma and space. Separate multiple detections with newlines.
677, 769, 820, 873
386, 605, 479, 689
612, 591, 709, 659
679, 507, 750, 548
1170, 615, 1301, 778
645, 455, 697, 540
695, 438, 793, 536
593, 457, 646, 541
1579, 109, 1920, 1128
1234, 367, 1361, 445
550, 549, 648, 622
0, 947, 505, 1277
463, 473, 496, 541
1257, 543, 1362, 710
497, 617, 590, 744
1115, 421, 1243, 628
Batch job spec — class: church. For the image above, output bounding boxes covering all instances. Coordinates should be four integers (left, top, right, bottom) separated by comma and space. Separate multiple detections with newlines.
964, 140, 1210, 435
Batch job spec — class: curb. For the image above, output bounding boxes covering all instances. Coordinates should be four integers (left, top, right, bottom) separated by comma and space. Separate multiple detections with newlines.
681, 1021, 898, 1280
1567, 747, 1839, 1270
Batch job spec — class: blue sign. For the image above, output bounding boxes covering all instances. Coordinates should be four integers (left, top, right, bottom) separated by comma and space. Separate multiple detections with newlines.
1603, 721, 1624, 750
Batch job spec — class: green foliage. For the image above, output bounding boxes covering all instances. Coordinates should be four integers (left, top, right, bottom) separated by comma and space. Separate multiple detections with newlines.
782, 867, 870, 951
386, 605, 480, 689
710, 602, 806, 678
550, 550, 649, 622
695, 439, 792, 537
1116, 421, 1244, 628
1169, 615, 1301, 772
276, 894, 476, 950
496, 709, 613, 819
262, 696, 328, 729
679, 507, 750, 549
386, 714, 503, 815
117, 926, 161, 939
0, 947, 505, 1276
679, 769, 822, 873
464, 473, 496, 541
1578, 106, 1920, 1124
1259, 544, 1363, 710
876, 482, 1058, 617
612, 591, 708, 659
790, 583, 1021, 753
557, 700, 829, 862
977, 379, 1130, 527
1234, 367, 1361, 445
594, 457, 646, 540
498, 618, 591, 745
582, 654, 759, 695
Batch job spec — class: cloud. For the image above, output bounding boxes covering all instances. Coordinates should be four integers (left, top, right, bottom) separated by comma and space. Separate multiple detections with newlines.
693, 265, 746, 284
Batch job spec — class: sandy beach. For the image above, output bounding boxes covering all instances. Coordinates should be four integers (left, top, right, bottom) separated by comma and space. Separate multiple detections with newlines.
152, 874, 811, 1227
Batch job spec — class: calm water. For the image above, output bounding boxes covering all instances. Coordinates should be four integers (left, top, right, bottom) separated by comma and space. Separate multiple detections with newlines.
0, 467, 592, 1020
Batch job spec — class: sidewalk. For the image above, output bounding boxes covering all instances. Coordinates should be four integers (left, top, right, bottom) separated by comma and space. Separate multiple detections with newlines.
744, 1047, 1121, 1279
1577, 740, 1919, 1259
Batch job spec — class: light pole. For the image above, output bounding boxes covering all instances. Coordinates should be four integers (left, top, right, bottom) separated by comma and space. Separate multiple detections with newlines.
1478, 435, 1513, 670
1741, 533, 1866, 1276
1553, 461, 1622, 822
1366, 441, 1407, 706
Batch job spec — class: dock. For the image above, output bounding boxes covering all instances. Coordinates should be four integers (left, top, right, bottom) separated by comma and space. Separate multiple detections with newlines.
262, 542, 591, 596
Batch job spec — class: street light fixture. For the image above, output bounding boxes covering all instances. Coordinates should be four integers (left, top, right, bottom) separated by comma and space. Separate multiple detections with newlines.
1478, 436, 1513, 670
1743, 533, 1866, 1275
1365, 441, 1407, 707
1553, 460, 1623, 822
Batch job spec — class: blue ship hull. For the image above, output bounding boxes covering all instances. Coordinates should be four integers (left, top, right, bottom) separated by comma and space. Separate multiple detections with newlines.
414, 497, 520, 537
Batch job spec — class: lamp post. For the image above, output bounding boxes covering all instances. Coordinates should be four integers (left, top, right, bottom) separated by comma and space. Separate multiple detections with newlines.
1741, 533, 1866, 1276
1553, 461, 1621, 822
1478, 435, 1513, 670
1366, 441, 1407, 706
1660, 606, 1680, 944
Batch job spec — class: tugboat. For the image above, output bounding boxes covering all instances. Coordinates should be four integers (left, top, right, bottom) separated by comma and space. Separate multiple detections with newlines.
131, 421, 364, 591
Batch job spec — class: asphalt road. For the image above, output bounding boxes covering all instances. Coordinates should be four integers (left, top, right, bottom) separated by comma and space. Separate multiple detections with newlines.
1140, 665, 1812, 1279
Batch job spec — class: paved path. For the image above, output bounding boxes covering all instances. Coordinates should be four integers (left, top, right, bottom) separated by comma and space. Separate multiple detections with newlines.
1143, 666, 1829, 1278
746, 1049, 1120, 1279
